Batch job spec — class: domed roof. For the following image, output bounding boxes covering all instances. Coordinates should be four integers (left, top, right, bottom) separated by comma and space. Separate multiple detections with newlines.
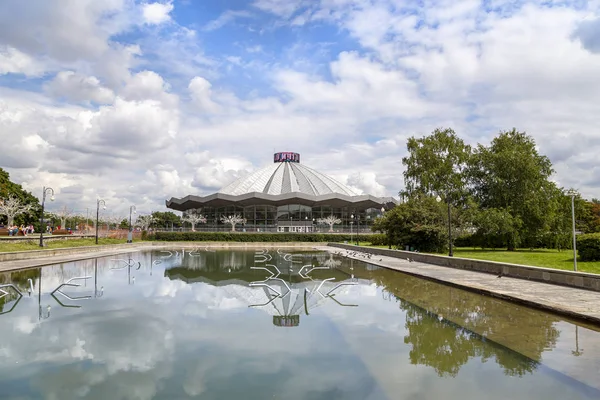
219, 153, 359, 197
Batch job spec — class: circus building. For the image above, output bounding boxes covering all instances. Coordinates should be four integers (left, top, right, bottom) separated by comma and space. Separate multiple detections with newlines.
166, 152, 397, 232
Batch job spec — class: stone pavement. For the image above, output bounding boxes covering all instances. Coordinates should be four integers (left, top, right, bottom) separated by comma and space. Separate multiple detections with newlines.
316, 246, 600, 325
0, 245, 154, 273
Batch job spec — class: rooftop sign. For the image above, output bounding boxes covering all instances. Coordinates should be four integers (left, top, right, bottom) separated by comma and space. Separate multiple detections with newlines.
274, 152, 300, 163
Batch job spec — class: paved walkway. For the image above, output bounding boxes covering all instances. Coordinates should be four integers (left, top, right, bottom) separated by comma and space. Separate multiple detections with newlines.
0, 245, 154, 273
316, 246, 600, 325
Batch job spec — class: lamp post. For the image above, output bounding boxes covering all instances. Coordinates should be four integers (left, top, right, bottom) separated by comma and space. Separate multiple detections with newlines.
355, 214, 360, 245
567, 189, 578, 271
95, 199, 106, 245
128, 205, 136, 243
350, 214, 354, 245
39, 187, 55, 247
436, 194, 453, 257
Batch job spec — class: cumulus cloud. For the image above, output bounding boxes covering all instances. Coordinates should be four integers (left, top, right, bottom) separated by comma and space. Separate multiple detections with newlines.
1, 0, 600, 215
46, 71, 115, 104
0, 46, 45, 76
142, 1, 174, 25
572, 17, 600, 53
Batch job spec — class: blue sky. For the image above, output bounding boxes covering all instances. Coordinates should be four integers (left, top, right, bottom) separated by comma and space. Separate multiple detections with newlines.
1, 0, 600, 215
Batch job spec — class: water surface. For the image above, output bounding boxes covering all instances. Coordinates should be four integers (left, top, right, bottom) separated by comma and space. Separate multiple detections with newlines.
1, 248, 599, 399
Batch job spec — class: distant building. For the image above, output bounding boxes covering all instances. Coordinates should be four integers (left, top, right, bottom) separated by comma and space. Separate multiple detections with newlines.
166, 152, 397, 232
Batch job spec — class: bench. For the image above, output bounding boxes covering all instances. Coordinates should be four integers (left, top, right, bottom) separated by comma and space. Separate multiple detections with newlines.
52, 229, 72, 235
0, 228, 26, 236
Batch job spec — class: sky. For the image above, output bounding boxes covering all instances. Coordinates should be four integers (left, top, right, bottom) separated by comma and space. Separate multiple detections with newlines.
1, 0, 600, 217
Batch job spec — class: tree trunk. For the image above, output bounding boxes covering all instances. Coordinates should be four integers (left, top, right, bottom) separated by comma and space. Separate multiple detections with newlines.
191, 222, 196, 232
231, 224, 236, 232
7, 215, 14, 226
61, 218, 66, 228
329, 223, 334, 232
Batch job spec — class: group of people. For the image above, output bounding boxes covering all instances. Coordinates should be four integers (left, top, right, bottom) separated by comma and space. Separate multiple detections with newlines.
5, 224, 35, 236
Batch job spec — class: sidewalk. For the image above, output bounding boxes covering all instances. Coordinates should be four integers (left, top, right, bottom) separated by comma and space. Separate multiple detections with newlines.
0, 244, 153, 273
317, 246, 600, 325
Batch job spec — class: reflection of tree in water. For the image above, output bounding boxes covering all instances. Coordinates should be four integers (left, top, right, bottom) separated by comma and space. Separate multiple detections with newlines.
403, 307, 476, 377
350, 266, 560, 378
1, 268, 41, 313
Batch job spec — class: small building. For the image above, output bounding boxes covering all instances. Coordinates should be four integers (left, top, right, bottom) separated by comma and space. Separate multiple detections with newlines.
166, 152, 397, 232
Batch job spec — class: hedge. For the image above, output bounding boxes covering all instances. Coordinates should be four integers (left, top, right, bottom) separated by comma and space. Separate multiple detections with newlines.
577, 233, 600, 261
151, 231, 382, 243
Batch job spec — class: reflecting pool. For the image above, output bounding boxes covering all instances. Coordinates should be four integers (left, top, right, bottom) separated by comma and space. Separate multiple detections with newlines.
1, 248, 600, 400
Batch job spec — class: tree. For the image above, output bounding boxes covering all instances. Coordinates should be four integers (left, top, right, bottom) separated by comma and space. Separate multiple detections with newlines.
119, 218, 129, 229
317, 215, 342, 232
152, 211, 183, 229
372, 197, 447, 253
0, 168, 40, 226
54, 205, 73, 229
220, 214, 246, 232
0, 195, 34, 226
136, 215, 155, 231
182, 211, 207, 231
468, 129, 556, 250
402, 128, 472, 203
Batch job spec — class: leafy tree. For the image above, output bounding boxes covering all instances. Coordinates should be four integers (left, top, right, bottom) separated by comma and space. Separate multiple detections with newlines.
119, 219, 129, 229
0, 168, 41, 226
402, 127, 472, 203
152, 211, 182, 229
372, 197, 447, 252
468, 129, 555, 250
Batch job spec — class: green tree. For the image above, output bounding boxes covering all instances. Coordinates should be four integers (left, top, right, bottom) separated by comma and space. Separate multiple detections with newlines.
372, 196, 447, 252
0, 168, 41, 226
119, 218, 129, 229
402, 127, 472, 203
152, 211, 182, 229
468, 129, 556, 250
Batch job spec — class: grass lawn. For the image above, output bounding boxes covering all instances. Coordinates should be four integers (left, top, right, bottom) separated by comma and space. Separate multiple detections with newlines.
0, 238, 129, 253
357, 242, 600, 274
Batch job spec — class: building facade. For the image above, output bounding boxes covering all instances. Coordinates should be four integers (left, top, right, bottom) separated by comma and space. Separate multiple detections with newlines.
166, 152, 397, 232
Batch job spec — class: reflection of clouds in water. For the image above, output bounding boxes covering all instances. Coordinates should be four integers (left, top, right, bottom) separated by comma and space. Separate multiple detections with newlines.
1, 308, 175, 374
12, 315, 37, 334
3, 307, 176, 400
31, 364, 170, 400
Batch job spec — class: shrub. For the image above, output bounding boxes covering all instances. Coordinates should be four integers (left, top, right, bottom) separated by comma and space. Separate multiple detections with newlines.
153, 232, 380, 243
367, 233, 387, 246
577, 233, 600, 261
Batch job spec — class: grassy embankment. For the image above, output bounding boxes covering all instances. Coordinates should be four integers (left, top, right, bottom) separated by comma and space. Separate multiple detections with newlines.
0, 238, 128, 253
358, 243, 600, 274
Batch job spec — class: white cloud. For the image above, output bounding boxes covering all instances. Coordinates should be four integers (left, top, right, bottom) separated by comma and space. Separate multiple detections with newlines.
46, 71, 115, 104
0, 46, 45, 76
2, 0, 600, 216
142, 1, 174, 25
203, 10, 254, 31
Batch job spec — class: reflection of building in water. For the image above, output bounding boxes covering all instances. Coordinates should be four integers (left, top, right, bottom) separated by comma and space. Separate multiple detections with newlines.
166, 261, 364, 327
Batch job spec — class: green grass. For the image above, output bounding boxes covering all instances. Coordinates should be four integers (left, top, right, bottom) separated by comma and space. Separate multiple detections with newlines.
0, 238, 129, 253
356, 243, 600, 274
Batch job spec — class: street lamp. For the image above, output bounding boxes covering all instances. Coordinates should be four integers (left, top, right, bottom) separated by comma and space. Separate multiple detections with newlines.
128, 205, 137, 243
350, 214, 354, 245
95, 199, 106, 245
436, 194, 453, 257
39, 187, 55, 247
567, 189, 578, 271
355, 214, 360, 245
